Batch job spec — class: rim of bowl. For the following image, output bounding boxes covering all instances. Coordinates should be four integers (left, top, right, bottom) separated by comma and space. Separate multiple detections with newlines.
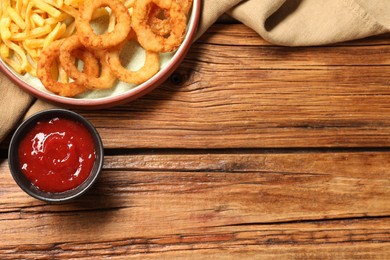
0, 1, 201, 110
8, 109, 104, 203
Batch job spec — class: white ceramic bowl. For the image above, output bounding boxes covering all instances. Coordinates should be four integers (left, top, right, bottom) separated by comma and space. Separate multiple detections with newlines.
0, 1, 201, 109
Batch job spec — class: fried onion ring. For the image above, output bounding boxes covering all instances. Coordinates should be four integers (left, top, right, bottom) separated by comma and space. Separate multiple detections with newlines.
76, 0, 131, 49
59, 35, 117, 90
105, 31, 160, 85
147, 0, 192, 37
37, 39, 99, 97
148, 3, 171, 37
177, 0, 193, 15
132, 0, 187, 53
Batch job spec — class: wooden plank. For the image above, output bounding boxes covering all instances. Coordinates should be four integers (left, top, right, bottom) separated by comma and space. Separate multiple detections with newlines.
78, 24, 390, 148
0, 219, 389, 258
199, 24, 390, 46
0, 152, 389, 257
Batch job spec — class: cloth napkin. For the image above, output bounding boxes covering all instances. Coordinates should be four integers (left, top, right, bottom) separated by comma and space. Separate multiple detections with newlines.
1, 0, 389, 142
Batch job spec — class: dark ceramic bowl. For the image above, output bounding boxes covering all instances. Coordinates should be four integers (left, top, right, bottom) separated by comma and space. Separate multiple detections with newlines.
0, 1, 201, 109
8, 109, 104, 203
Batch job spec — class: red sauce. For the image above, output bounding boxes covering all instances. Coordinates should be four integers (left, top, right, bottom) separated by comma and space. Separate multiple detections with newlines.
18, 117, 96, 193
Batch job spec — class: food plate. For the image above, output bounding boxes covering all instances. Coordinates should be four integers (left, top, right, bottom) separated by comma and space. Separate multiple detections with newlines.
0, 0, 200, 109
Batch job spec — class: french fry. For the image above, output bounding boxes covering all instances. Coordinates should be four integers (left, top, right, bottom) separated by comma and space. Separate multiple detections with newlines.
11, 24, 52, 41
31, 13, 45, 27
108, 14, 116, 33
24, 1, 33, 30
0, 43, 10, 58
3, 39, 28, 72
0, 17, 12, 40
25, 63, 37, 76
0, 0, 101, 75
20, 0, 28, 19
32, 0, 61, 18
44, 12, 70, 24
58, 4, 78, 17
43, 22, 66, 48
56, 0, 64, 8
62, 21, 75, 38
25, 39, 45, 48
3, 57, 23, 74
15, 0, 23, 14
22, 41, 38, 58
7, 6, 26, 30
1, 0, 11, 10
10, 22, 21, 34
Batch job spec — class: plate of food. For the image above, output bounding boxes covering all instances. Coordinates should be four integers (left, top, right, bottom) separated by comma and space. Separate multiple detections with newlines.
0, 0, 200, 109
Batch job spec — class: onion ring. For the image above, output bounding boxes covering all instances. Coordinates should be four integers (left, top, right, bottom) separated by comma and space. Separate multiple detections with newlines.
59, 35, 117, 90
148, 4, 171, 37
177, 0, 193, 15
105, 31, 160, 85
132, 0, 187, 53
147, 0, 192, 37
76, 0, 131, 49
37, 39, 99, 97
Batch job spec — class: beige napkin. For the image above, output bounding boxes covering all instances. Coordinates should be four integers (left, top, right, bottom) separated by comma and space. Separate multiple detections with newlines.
1, 0, 389, 142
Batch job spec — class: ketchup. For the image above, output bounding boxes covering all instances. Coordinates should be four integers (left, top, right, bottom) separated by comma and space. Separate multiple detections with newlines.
18, 117, 96, 193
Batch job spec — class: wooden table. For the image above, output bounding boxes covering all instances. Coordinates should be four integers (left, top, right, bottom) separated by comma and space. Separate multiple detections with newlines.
1, 22, 390, 259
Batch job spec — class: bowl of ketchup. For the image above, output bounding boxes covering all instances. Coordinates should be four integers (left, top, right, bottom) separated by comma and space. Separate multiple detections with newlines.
8, 109, 104, 203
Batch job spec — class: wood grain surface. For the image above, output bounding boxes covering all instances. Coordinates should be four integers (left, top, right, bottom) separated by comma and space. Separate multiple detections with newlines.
1, 151, 390, 258
1, 23, 390, 259
80, 24, 390, 149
